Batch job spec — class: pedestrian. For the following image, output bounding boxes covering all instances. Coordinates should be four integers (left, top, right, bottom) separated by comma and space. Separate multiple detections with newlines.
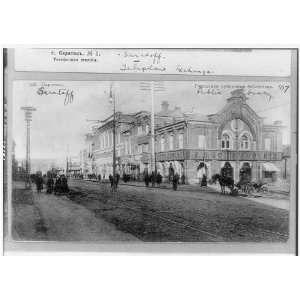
181, 173, 186, 185
168, 163, 174, 183
150, 171, 156, 187
54, 176, 61, 194
201, 174, 207, 187
98, 174, 102, 182
172, 172, 179, 191
61, 174, 69, 193
197, 162, 206, 185
46, 176, 54, 193
35, 174, 43, 193
115, 173, 120, 189
144, 172, 150, 187
156, 172, 162, 187
109, 174, 114, 191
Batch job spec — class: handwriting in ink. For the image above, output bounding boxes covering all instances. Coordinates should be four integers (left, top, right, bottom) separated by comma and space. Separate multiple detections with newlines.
37, 86, 74, 105
120, 63, 166, 72
246, 90, 272, 101
177, 65, 214, 75
194, 84, 222, 95
117, 51, 165, 65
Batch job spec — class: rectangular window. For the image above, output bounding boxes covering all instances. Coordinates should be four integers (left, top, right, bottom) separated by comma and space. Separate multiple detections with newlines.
264, 171, 273, 178
145, 125, 149, 134
161, 137, 165, 152
138, 145, 143, 154
169, 135, 174, 150
265, 138, 271, 151
128, 138, 132, 154
105, 132, 108, 148
143, 144, 149, 153
99, 135, 102, 149
178, 133, 184, 149
137, 126, 143, 135
198, 135, 206, 149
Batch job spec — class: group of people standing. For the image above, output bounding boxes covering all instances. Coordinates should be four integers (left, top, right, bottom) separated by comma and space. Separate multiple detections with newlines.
144, 163, 182, 190
33, 173, 69, 195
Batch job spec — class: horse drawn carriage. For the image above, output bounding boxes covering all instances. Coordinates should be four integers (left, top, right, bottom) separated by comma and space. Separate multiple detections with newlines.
211, 162, 268, 196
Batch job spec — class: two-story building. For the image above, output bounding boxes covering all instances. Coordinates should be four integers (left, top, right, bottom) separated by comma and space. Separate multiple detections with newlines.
153, 89, 284, 183
85, 89, 285, 184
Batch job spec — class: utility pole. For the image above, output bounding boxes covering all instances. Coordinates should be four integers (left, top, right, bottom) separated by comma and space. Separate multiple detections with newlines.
140, 81, 165, 174
110, 84, 117, 191
150, 82, 155, 173
21, 106, 36, 189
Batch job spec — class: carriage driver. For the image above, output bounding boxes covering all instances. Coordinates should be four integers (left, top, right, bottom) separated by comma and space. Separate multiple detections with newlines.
221, 162, 233, 180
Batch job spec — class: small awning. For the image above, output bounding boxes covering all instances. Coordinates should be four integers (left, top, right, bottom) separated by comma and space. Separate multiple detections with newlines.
262, 162, 280, 172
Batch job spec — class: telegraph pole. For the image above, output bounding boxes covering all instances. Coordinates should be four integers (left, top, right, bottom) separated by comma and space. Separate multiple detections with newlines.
21, 106, 36, 189
140, 81, 165, 174
110, 84, 117, 191
150, 82, 155, 173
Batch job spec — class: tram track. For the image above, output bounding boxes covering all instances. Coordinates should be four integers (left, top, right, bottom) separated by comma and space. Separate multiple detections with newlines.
68, 179, 289, 242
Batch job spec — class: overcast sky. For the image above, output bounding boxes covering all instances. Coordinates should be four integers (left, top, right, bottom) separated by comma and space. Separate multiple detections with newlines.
13, 80, 291, 160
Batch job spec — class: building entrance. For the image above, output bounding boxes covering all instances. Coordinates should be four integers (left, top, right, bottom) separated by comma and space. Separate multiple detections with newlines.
239, 162, 252, 183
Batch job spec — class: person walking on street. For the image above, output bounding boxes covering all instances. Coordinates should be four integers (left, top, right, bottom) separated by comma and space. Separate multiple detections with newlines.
109, 174, 114, 191
61, 174, 69, 193
172, 172, 179, 191
156, 172, 162, 187
197, 162, 206, 186
115, 173, 120, 189
201, 174, 207, 187
35, 173, 44, 193
150, 171, 156, 187
168, 163, 174, 183
144, 171, 150, 187
181, 173, 186, 185
46, 176, 54, 193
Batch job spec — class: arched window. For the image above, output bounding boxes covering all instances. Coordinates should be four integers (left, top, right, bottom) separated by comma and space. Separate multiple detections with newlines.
240, 135, 249, 150
221, 134, 230, 149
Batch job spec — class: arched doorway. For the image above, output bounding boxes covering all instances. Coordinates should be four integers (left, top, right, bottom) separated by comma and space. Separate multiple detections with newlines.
220, 161, 234, 178
239, 162, 252, 183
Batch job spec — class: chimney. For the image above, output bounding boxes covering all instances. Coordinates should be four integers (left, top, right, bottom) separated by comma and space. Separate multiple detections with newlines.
161, 101, 169, 113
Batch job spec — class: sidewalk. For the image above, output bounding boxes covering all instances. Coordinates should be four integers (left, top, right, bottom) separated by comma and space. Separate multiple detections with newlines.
12, 181, 138, 241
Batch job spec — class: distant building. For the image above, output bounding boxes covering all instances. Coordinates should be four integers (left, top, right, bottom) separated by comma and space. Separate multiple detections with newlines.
86, 89, 286, 184
79, 133, 94, 177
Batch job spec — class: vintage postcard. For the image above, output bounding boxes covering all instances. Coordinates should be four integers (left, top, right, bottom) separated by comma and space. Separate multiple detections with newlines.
3, 48, 298, 254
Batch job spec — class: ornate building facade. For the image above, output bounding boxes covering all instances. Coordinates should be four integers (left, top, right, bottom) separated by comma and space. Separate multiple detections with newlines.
85, 89, 285, 184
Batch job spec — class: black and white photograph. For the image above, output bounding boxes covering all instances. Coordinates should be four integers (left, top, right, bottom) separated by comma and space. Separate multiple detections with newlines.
3, 48, 298, 253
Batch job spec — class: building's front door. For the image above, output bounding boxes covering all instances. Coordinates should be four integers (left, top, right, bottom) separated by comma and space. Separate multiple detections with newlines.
239, 162, 252, 183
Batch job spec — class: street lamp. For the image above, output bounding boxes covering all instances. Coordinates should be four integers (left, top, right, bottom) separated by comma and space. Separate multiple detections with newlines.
21, 106, 36, 189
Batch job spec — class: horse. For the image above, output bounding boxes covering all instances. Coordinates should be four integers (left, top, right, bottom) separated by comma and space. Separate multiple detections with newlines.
211, 174, 235, 195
